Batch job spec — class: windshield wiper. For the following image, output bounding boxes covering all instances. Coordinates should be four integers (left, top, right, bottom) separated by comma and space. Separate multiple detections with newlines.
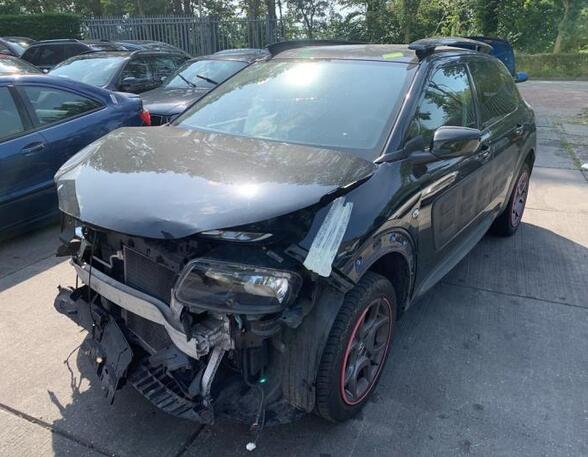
177, 73, 197, 88
195, 74, 219, 85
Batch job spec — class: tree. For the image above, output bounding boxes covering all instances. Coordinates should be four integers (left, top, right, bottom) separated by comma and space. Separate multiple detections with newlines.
553, 0, 586, 52
288, 0, 329, 38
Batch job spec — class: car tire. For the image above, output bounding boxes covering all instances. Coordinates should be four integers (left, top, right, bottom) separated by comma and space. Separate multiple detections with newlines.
491, 162, 531, 237
316, 272, 397, 422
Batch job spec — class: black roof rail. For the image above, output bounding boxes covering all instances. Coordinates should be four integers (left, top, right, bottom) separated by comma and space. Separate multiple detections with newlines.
409, 37, 493, 60
266, 39, 365, 56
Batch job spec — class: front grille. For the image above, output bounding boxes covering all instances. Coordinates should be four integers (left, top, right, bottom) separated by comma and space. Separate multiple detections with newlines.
124, 247, 176, 304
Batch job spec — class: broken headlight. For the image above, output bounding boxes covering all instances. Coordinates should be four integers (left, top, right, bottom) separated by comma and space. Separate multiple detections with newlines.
174, 259, 302, 314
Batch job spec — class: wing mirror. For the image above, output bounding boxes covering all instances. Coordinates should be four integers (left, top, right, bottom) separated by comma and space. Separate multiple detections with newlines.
515, 71, 528, 83
432, 126, 481, 159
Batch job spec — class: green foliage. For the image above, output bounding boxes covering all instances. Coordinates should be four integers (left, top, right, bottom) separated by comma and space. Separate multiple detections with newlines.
517, 52, 588, 78
0, 13, 81, 39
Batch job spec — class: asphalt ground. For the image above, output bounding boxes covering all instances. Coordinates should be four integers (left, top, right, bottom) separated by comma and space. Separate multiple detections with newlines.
0, 80, 587, 457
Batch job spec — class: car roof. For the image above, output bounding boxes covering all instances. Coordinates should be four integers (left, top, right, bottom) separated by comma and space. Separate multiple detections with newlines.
0, 74, 113, 96
273, 43, 481, 63
195, 50, 268, 63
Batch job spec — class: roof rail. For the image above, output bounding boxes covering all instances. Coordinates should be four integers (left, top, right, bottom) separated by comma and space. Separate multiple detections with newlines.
266, 39, 365, 56
35, 38, 81, 44
409, 37, 493, 60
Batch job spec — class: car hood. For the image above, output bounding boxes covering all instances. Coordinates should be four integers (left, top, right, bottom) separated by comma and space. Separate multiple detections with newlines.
141, 87, 209, 115
55, 127, 376, 239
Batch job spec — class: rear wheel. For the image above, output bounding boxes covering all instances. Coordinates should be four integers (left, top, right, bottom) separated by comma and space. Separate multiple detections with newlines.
491, 162, 531, 236
316, 272, 397, 422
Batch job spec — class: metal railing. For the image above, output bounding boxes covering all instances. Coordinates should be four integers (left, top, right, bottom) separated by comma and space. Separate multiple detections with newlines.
82, 16, 286, 56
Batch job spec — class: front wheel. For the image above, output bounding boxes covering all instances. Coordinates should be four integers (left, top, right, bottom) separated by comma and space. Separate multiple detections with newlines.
491, 162, 531, 236
316, 272, 397, 422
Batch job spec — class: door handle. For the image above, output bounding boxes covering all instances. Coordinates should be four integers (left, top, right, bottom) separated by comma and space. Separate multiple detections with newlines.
21, 142, 45, 157
514, 124, 524, 136
479, 143, 492, 160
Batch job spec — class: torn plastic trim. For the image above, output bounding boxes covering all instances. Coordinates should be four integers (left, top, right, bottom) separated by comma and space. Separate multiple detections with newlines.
71, 260, 232, 359
303, 196, 353, 277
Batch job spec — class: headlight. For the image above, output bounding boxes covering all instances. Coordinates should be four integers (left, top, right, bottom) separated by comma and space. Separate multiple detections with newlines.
174, 259, 302, 314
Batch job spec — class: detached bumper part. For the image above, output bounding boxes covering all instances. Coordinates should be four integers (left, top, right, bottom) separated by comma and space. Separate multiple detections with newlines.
54, 284, 221, 424
54, 287, 132, 404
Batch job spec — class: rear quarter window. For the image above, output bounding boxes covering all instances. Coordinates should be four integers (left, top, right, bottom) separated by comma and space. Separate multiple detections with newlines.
469, 59, 520, 128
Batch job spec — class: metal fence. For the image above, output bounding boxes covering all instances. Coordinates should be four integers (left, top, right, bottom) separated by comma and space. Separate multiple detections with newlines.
82, 16, 287, 56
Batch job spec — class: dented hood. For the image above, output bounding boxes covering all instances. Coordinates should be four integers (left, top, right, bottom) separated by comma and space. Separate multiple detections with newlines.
55, 127, 376, 239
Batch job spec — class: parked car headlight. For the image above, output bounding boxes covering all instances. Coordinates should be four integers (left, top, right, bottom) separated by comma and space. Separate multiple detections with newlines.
174, 259, 302, 314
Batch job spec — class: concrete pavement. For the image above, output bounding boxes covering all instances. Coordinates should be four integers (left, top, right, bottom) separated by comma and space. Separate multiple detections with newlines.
0, 81, 587, 457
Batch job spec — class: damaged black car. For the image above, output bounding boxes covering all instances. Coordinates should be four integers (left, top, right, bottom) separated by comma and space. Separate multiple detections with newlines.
53, 38, 536, 431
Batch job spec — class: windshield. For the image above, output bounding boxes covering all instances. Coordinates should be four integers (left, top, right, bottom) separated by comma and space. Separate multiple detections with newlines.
175, 59, 412, 159
51, 56, 126, 87
165, 59, 248, 89
0, 57, 41, 74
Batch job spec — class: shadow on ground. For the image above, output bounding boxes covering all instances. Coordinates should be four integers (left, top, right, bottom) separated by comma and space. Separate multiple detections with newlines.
49, 223, 588, 457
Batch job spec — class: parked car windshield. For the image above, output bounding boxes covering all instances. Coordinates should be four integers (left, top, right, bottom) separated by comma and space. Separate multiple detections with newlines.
165, 59, 248, 89
51, 56, 126, 87
175, 59, 412, 159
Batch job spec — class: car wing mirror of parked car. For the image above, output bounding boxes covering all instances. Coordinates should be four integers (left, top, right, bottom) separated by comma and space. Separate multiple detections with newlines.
431, 126, 482, 159
515, 71, 528, 83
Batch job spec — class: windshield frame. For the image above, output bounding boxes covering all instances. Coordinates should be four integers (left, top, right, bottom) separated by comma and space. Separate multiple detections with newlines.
172, 57, 416, 161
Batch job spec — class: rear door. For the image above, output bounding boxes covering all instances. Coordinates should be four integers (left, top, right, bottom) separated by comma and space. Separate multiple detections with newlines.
468, 58, 525, 210
0, 84, 53, 232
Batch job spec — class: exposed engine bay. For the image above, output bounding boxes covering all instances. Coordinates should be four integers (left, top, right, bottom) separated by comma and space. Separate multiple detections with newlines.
54, 218, 348, 429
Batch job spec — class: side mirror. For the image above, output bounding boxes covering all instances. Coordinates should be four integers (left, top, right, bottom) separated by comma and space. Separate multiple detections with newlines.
515, 71, 528, 83
432, 126, 481, 159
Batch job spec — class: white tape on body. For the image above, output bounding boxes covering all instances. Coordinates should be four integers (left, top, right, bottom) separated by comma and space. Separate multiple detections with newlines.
303, 196, 353, 277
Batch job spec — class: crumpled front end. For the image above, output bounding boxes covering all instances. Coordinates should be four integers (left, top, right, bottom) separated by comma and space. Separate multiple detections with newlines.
53, 213, 349, 426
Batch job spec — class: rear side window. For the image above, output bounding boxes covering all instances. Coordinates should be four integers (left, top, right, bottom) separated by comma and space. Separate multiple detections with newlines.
63, 44, 87, 60
22, 86, 103, 125
469, 59, 519, 128
411, 64, 476, 146
0, 87, 25, 140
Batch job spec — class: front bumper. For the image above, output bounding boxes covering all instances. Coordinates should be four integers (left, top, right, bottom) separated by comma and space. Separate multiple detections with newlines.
70, 260, 230, 359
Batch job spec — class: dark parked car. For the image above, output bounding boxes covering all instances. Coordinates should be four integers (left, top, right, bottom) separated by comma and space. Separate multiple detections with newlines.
54, 39, 535, 431
142, 48, 268, 125
0, 36, 35, 57
0, 75, 149, 238
50, 50, 189, 94
21, 39, 124, 72
0, 55, 42, 75
112, 39, 190, 57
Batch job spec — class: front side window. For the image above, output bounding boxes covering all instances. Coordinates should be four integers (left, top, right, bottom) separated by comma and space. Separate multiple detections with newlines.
150, 55, 186, 82
165, 59, 247, 89
22, 86, 102, 125
469, 59, 519, 128
0, 87, 25, 140
121, 57, 153, 81
51, 56, 126, 87
34, 45, 65, 66
175, 60, 413, 159
411, 64, 476, 146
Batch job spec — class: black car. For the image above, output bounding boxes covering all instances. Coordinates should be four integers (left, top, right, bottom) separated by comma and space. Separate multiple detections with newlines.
141, 48, 268, 125
50, 50, 189, 94
0, 36, 35, 57
112, 39, 190, 57
54, 39, 536, 430
0, 55, 42, 75
21, 39, 124, 72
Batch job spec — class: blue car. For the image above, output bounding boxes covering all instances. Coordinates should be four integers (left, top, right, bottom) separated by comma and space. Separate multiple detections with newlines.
0, 75, 149, 238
